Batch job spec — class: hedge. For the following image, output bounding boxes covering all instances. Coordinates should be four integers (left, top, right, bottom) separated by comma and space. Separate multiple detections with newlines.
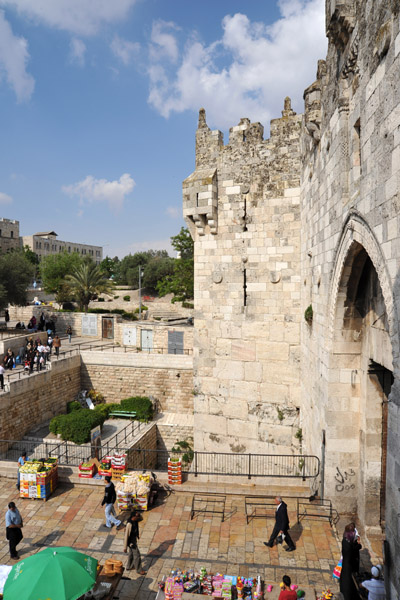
119, 396, 153, 422
49, 409, 107, 444
123, 295, 131, 301
67, 401, 81, 413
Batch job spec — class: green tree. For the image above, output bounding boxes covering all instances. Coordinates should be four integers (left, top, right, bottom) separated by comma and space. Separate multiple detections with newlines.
0, 250, 35, 310
142, 256, 175, 291
40, 251, 83, 302
65, 262, 113, 312
119, 250, 169, 288
99, 256, 120, 280
157, 228, 194, 302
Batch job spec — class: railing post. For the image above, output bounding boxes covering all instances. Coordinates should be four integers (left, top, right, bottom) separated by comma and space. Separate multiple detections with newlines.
248, 453, 251, 479
65, 443, 68, 465
194, 451, 198, 477
45, 442, 48, 457
143, 449, 146, 470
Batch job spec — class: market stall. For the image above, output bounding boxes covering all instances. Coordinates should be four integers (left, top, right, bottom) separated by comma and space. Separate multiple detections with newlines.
19, 458, 58, 500
115, 471, 153, 511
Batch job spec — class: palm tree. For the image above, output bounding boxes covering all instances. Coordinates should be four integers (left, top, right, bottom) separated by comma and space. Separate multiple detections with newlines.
66, 262, 113, 313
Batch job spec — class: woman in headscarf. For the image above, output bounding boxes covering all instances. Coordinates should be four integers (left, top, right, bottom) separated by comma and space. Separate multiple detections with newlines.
340, 524, 362, 600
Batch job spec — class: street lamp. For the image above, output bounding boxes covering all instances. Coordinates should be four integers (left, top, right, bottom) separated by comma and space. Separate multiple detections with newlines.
139, 265, 144, 319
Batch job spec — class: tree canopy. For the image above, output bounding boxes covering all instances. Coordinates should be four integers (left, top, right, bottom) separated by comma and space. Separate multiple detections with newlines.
0, 250, 35, 310
157, 227, 194, 303
40, 251, 83, 302
118, 250, 170, 288
65, 262, 113, 312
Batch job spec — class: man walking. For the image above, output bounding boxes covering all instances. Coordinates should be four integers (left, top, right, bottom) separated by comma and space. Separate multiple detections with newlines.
123, 510, 147, 575
6, 502, 23, 559
264, 496, 296, 552
0, 363, 4, 391
101, 476, 123, 529
53, 335, 61, 358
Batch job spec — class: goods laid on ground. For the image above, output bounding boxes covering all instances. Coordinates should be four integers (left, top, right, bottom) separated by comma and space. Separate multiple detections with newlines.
168, 457, 182, 485
103, 558, 123, 577
19, 458, 58, 500
79, 461, 97, 479
158, 570, 269, 599
115, 472, 153, 511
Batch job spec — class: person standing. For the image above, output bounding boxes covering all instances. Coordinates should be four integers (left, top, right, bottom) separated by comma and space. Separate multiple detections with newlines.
101, 476, 123, 529
123, 510, 147, 575
4, 309, 9, 324
264, 496, 296, 552
66, 325, 72, 343
5, 502, 23, 559
278, 576, 297, 600
340, 525, 362, 600
16, 451, 27, 490
53, 335, 61, 357
0, 363, 4, 391
361, 565, 386, 600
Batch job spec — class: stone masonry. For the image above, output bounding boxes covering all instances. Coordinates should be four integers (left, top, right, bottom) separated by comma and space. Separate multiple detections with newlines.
0, 217, 19, 254
184, 0, 400, 595
183, 101, 303, 455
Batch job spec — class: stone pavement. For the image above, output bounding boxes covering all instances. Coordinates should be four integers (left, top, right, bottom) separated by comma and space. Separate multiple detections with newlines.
0, 480, 343, 599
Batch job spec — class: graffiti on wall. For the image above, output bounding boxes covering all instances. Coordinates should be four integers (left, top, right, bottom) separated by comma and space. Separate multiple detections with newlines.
335, 466, 356, 493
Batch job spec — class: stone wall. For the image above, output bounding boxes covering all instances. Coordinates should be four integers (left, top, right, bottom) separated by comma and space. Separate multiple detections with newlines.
80, 351, 193, 413
156, 424, 193, 453
0, 218, 19, 254
127, 423, 158, 470
183, 102, 303, 455
0, 355, 80, 440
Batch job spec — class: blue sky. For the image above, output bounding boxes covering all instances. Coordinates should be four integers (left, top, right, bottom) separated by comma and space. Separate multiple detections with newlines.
0, 0, 327, 258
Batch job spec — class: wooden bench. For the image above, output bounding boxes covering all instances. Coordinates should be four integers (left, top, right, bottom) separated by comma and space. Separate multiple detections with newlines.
109, 411, 137, 419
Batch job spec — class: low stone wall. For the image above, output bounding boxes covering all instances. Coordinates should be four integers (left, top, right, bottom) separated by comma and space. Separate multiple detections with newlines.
127, 423, 158, 470
80, 351, 193, 413
156, 424, 193, 453
0, 331, 47, 358
0, 355, 81, 440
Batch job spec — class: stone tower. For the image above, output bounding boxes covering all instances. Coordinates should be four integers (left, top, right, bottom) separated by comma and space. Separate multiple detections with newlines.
183, 99, 303, 455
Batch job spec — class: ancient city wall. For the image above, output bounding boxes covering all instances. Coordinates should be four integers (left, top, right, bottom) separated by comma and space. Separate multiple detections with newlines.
183, 103, 303, 455
0, 355, 80, 440
300, 0, 400, 591
80, 351, 193, 413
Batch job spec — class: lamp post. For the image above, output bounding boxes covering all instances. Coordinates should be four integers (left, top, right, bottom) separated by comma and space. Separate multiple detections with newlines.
139, 265, 144, 319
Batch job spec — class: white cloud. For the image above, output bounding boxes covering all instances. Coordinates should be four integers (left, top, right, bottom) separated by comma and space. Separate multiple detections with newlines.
111, 35, 139, 66
147, 0, 327, 129
110, 238, 173, 259
62, 173, 135, 212
0, 0, 138, 36
0, 191, 13, 204
166, 206, 180, 218
69, 38, 86, 67
150, 20, 180, 63
0, 9, 34, 102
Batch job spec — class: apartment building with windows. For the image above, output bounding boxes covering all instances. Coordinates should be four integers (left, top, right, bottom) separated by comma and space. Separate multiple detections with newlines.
0, 218, 20, 253
21, 231, 103, 264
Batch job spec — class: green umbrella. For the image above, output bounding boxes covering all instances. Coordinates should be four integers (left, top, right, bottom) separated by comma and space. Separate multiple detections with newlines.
4, 546, 98, 600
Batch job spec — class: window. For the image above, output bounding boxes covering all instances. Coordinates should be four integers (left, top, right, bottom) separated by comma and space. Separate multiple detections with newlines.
36, 241, 39, 249
10, 231, 13, 238
39, 242, 42, 249
96, 250, 100, 257
68, 246, 71, 252
0, 230, 2, 237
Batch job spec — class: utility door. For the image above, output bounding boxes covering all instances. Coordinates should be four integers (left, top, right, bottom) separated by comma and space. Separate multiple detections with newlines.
102, 317, 114, 339
141, 329, 153, 352
123, 326, 136, 346
81, 314, 97, 337
168, 331, 184, 354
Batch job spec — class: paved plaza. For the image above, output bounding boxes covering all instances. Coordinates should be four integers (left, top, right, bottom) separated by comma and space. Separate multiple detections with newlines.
0, 479, 347, 599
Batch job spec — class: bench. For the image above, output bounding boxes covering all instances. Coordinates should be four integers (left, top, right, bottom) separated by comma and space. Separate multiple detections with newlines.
297, 498, 336, 526
190, 493, 226, 522
245, 496, 277, 524
109, 411, 137, 419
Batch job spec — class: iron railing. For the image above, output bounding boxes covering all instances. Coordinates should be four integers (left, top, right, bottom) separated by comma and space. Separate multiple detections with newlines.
0, 439, 319, 480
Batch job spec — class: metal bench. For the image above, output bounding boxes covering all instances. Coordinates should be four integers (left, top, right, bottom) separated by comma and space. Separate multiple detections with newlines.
108, 411, 137, 419
297, 498, 337, 526
190, 493, 226, 522
245, 496, 277, 524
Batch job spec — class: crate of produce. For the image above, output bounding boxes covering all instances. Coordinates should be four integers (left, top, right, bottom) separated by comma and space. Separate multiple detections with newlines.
79, 461, 96, 478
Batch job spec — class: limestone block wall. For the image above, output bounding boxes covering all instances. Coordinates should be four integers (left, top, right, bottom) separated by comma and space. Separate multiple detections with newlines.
0, 355, 81, 440
0, 218, 19, 254
80, 351, 193, 413
300, 0, 400, 590
0, 331, 48, 358
113, 321, 194, 352
156, 424, 194, 453
184, 102, 303, 455
127, 423, 158, 470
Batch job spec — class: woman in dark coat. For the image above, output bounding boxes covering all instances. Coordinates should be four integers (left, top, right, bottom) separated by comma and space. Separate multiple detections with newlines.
340, 526, 362, 600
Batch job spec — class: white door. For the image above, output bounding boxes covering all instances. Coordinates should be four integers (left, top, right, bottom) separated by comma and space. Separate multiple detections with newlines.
81, 314, 97, 336
141, 329, 153, 352
123, 327, 136, 346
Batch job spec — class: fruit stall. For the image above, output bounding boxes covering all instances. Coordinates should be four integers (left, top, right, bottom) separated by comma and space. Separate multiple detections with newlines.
19, 458, 58, 501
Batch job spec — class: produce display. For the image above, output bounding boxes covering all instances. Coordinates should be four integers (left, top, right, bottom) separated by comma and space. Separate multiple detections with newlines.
19, 459, 58, 500
168, 457, 182, 485
158, 570, 266, 599
115, 472, 153, 511
98, 457, 112, 477
78, 461, 97, 479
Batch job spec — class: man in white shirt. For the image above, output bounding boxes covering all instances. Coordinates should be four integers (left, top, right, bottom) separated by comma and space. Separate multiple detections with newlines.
0, 364, 4, 390
361, 565, 386, 600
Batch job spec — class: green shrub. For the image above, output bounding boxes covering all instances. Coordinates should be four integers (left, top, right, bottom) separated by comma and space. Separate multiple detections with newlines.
49, 410, 106, 444
112, 308, 125, 315
114, 295, 119, 299
87, 389, 104, 404
304, 304, 313, 325
123, 295, 131, 301
67, 401, 81, 413
120, 396, 153, 422
88, 308, 111, 314
182, 301, 194, 309
93, 403, 119, 419
134, 305, 148, 313
98, 298, 105, 302
121, 312, 137, 321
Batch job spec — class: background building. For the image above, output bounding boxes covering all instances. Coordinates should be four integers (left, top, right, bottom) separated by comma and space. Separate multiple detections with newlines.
21, 231, 103, 264
0, 218, 20, 253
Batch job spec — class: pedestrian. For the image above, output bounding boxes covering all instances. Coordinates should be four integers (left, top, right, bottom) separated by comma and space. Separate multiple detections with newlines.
101, 476, 123, 529
66, 325, 72, 343
47, 334, 53, 354
53, 335, 61, 357
3, 349, 15, 370
361, 565, 386, 600
264, 496, 295, 552
4, 309, 9, 323
16, 451, 27, 490
5, 501, 23, 560
340, 525, 362, 600
123, 510, 147, 575
0, 363, 4, 391
278, 576, 297, 600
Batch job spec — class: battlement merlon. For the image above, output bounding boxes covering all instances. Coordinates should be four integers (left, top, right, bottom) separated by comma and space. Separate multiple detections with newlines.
184, 100, 302, 237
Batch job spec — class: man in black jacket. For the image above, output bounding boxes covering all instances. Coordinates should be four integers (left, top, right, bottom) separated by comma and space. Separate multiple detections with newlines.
101, 476, 123, 529
264, 496, 295, 552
